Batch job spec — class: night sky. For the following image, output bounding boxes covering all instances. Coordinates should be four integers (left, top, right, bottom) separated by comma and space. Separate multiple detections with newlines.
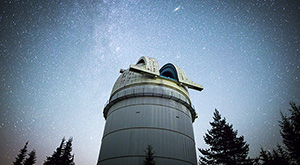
1, 0, 300, 164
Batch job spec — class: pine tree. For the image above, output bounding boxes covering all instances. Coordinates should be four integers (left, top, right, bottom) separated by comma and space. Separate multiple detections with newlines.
272, 145, 289, 165
144, 145, 155, 165
60, 137, 75, 165
279, 102, 300, 164
259, 148, 272, 165
23, 150, 36, 165
44, 137, 65, 165
199, 109, 251, 165
259, 145, 289, 165
13, 141, 28, 165
44, 137, 75, 165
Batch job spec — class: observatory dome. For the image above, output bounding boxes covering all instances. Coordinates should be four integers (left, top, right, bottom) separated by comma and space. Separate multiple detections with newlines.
98, 56, 203, 165
103, 56, 201, 122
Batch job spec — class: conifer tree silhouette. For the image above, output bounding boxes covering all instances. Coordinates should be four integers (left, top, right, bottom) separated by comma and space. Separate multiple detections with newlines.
24, 150, 36, 165
279, 102, 300, 164
199, 109, 251, 165
144, 145, 155, 165
13, 141, 28, 165
44, 137, 75, 165
44, 137, 65, 165
259, 145, 289, 165
60, 137, 75, 165
260, 102, 300, 165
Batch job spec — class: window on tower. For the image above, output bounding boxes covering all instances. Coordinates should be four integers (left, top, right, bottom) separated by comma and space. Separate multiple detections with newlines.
159, 63, 178, 81
136, 59, 145, 66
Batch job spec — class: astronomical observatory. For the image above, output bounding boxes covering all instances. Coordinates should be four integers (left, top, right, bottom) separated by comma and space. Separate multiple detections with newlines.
97, 57, 203, 165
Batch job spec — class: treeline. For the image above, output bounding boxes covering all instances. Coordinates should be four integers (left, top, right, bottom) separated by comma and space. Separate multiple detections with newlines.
13, 102, 299, 165
13, 137, 75, 165
198, 102, 300, 165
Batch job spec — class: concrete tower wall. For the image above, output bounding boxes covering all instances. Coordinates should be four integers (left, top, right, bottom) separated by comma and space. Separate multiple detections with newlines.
98, 83, 197, 165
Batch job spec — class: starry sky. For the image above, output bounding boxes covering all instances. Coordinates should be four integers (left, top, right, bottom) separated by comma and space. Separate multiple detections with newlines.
1, 0, 299, 164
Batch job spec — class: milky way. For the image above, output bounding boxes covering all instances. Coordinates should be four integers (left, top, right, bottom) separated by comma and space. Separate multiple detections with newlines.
1, 0, 299, 164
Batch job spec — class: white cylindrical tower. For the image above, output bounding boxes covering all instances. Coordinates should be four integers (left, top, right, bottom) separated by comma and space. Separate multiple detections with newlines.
97, 57, 203, 165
